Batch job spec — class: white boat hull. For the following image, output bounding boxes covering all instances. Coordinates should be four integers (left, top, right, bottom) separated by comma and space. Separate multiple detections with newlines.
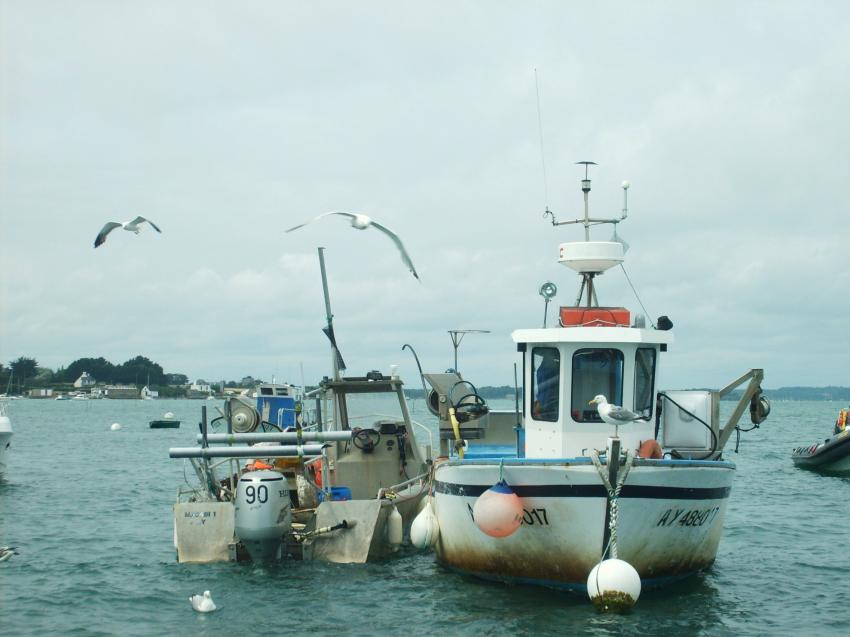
432, 458, 734, 590
0, 415, 12, 475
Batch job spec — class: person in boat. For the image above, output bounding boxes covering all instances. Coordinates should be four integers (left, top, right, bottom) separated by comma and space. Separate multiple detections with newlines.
834, 408, 850, 435
532, 349, 560, 421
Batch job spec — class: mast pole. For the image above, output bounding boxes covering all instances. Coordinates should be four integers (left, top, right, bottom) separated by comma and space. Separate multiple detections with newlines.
317, 247, 340, 382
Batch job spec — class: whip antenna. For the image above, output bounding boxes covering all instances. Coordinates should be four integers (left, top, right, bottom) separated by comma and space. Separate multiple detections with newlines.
534, 68, 550, 213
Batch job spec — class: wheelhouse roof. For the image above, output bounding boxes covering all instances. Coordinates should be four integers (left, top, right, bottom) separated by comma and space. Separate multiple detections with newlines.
512, 326, 674, 346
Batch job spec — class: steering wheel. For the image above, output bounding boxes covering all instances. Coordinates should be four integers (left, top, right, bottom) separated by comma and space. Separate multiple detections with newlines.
453, 393, 489, 422
352, 427, 381, 453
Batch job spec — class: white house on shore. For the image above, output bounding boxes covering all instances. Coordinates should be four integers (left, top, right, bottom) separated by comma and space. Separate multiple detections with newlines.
73, 372, 96, 388
190, 380, 211, 393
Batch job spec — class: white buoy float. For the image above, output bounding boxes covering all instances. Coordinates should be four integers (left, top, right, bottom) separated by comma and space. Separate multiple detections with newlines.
586, 558, 641, 612
472, 479, 524, 538
164, 412, 174, 419
410, 499, 440, 549
387, 505, 403, 548
110, 423, 121, 431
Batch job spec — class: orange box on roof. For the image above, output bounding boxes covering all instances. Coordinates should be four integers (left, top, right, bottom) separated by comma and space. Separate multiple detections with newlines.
559, 307, 631, 327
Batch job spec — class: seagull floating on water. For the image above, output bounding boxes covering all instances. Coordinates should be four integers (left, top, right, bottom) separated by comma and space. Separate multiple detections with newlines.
189, 590, 216, 613
0, 546, 18, 562
589, 394, 647, 435
285, 212, 419, 280
94, 216, 162, 248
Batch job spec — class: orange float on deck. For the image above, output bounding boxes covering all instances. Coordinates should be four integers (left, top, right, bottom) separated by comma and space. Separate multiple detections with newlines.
638, 439, 663, 459
559, 306, 630, 327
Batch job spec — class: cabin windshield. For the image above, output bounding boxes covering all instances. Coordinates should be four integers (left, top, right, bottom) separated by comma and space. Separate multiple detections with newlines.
571, 348, 624, 422
531, 347, 560, 421
634, 347, 656, 418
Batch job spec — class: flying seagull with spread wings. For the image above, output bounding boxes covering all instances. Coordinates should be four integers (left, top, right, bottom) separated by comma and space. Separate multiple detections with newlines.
285, 212, 419, 280
589, 394, 647, 435
94, 216, 161, 248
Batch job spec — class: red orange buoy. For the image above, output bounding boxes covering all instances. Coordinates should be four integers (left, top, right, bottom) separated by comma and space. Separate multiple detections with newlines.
472, 480, 524, 538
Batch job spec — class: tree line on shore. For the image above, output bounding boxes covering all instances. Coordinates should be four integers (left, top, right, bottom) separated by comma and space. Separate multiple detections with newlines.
0, 356, 185, 392
3, 356, 848, 402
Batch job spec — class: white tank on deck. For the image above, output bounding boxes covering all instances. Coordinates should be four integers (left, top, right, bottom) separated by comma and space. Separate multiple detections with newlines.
559, 241, 624, 273
235, 469, 292, 562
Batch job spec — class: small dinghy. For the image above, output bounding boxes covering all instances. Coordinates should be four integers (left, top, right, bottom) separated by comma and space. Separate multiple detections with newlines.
792, 409, 850, 474
150, 412, 180, 429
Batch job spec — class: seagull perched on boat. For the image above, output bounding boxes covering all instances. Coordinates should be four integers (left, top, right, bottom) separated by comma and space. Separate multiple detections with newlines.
285, 212, 420, 280
0, 546, 18, 562
589, 394, 647, 435
93, 216, 162, 248
189, 590, 216, 612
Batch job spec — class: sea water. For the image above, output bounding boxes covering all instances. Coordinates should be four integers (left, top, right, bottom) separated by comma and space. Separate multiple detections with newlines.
1, 397, 849, 636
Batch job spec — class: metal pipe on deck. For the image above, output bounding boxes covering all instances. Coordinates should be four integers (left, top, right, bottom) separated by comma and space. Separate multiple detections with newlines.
169, 444, 326, 459
196, 432, 351, 444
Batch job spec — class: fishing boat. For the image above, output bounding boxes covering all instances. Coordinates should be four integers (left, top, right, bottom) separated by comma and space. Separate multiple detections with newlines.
791, 408, 850, 473
168, 248, 432, 564
410, 164, 770, 607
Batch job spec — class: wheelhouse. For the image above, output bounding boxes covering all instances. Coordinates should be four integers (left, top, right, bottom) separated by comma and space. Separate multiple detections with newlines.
515, 323, 674, 458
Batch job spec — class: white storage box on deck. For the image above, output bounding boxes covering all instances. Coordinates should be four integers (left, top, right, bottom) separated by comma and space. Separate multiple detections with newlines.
661, 390, 717, 451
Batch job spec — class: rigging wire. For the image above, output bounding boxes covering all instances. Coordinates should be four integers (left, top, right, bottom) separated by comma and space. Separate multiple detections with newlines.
619, 263, 656, 328
534, 68, 550, 212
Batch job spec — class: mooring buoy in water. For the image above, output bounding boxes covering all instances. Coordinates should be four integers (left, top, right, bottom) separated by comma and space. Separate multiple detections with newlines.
110, 423, 121, 431
587, 558, 641, 612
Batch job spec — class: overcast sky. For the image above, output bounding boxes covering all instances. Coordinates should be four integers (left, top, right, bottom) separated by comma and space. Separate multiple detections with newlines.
1, 1, 849, 390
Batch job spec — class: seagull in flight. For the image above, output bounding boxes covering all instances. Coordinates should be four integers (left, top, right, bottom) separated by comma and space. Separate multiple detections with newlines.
189, 590, 217, 613
285, 212, 419, 280
589, 394, 647, 435
94, 216, 162, 248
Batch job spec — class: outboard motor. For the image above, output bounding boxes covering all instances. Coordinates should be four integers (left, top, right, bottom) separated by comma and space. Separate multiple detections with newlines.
234, 469, 292, 562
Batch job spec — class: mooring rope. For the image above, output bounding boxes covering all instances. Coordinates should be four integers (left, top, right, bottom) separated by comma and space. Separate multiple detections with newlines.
591, 449, 635, 559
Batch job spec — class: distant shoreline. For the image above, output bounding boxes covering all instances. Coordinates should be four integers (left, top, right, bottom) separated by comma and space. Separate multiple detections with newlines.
8, 386, 850, 403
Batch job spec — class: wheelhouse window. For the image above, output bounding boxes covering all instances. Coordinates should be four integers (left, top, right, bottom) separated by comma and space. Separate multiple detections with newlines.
531, 347, 560, 421
571, 348, 624, 422
634, 347, 656, 418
